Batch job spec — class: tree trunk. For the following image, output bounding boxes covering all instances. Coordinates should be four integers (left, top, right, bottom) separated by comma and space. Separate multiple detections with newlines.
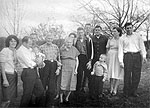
146, 30, 149, 49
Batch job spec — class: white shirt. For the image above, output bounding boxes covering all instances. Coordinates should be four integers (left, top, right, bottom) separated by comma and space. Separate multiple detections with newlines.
0, 48, 15, 74
17, 45, 36, 68
118, 32, 147, 64
92, 61, 107, 79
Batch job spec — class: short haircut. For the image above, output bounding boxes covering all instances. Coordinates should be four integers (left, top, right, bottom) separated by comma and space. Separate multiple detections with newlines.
68, 33, 77, 38
124, 22, 133, 29
64, 37, 73, 43
33, 44, 39, 49
113, 27, 122, 36
94, 25, 102, 30
85, 23, 91, 26
22, 36, 31, 43
5, 35, 19, 48
77, 27, 84, 31
100, 54, 107, 62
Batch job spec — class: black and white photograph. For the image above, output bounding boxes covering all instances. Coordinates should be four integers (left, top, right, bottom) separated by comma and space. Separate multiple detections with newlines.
0, 0, 150, 108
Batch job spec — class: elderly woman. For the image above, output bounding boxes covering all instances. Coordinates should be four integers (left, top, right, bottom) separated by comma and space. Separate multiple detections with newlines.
0, 35, 19, 107
59, 37, 80, 103
68, 32, 77, 46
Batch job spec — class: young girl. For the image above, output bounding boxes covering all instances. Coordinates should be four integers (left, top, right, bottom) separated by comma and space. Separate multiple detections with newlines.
91, 54, 107, 99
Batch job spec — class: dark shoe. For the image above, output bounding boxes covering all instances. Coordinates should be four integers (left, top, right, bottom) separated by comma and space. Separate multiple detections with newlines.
80, 88, 86, 93
98, 94, 103, 98
54, 95, 59, 100
130, 93, 139, 97
112, 92, 117, 96
90, 95, 97, 100
122, 94, 129, 99
1, 100, 10, 108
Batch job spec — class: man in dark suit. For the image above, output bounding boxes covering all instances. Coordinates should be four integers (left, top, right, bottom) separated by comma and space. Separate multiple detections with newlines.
91, 25, 108, 98
75, 27, 93, 95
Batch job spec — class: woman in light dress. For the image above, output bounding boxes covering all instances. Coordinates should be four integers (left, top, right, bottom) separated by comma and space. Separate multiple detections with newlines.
106, 27, 124, 95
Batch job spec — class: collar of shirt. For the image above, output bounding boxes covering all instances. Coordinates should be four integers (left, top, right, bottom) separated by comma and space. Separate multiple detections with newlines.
77, 37, 87, 41
96, 61, 107, 69
17, 45, 36, 68
46, 43, 54, 47
22, 45, 32, 51
95, 35, 102, 39
126, 32, 134, 37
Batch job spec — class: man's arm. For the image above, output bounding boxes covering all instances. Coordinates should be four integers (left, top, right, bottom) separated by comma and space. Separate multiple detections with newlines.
118, 37, 124, 68
139, 36, 147, 62
86, 38, 93, 70
0, 49, 9, 87
90, 38, 94, 61
74, 56, 79, 75
55, 47, 62, 75
17, 48, 36, 68
91, 62, 96, 75
102, 64, 108, 82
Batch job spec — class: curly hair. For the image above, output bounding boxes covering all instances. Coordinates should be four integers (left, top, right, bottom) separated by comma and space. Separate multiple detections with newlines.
113, 27, 122, 36
5, 35, 19, 48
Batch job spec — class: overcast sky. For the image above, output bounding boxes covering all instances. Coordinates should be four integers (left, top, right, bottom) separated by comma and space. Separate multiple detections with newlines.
0, 0, 150, 37
0, 0, 90, 36
22, 0, 81, 32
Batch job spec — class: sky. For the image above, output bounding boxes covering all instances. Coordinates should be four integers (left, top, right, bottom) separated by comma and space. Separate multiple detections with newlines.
3, 0, 92, 36
0, 0, 150, 38
0, 0, 90, 37
22, 0, 80, 32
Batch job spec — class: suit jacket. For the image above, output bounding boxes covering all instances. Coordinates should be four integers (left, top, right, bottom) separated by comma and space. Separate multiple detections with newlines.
75, 37, 93, 61
92, 35, 108, 63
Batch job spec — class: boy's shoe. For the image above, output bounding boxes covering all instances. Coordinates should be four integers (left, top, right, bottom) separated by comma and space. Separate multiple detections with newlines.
111, 92, 117, 96
1, 100, 10, 108
98, 94, 103, 98
130, 93, 139, 97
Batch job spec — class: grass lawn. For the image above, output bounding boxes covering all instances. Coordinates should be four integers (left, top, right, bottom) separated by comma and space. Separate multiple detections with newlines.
3, 61, 150, 108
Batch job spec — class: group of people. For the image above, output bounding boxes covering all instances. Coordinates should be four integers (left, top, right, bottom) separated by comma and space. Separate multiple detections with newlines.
0, 22, 147, 107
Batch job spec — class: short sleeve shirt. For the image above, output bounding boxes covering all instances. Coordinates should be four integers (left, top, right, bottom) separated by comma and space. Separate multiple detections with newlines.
0, 48, 15, 73
40, 43, 60, 61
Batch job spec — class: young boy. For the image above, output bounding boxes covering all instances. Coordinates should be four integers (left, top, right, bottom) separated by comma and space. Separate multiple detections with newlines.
32, 45, 45, 68
91, 54, 107, 99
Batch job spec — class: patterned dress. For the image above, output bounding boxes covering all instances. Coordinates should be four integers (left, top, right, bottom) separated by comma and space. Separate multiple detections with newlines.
106, 38, 124, 80
60, 46, 80, 91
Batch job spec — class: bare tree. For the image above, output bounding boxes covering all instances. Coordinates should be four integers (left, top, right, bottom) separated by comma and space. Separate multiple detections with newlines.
142, 14, 150, 49
78, 0, 150, 32
1, 0, 25, 36
29, 23, 65, 41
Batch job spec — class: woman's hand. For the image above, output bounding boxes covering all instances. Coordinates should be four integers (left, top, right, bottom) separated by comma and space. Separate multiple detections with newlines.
3, 79, 9, 87
57, 61, 62, 67
86, 61, 92, 70
120, 62, 124, 68
91, 71, 94, 75
55, 69, 60, 75
74, 70, 77, 75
